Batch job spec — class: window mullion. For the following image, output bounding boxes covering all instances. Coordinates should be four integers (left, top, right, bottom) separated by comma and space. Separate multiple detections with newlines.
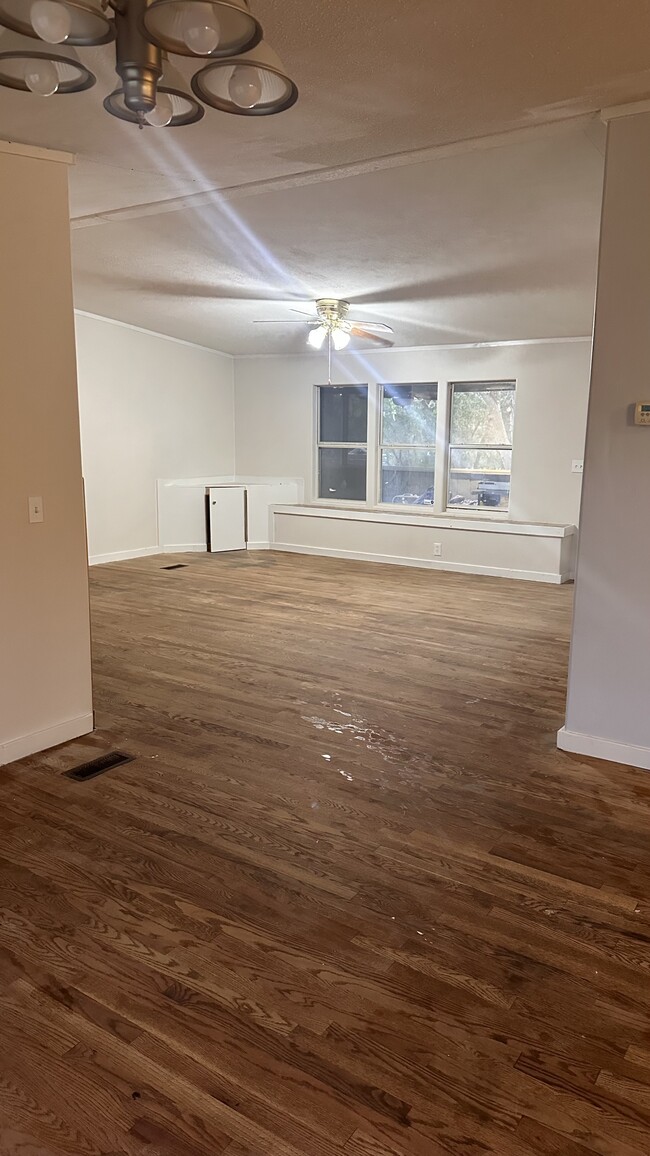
433, 380, 449, 514
367, 382, 380, 507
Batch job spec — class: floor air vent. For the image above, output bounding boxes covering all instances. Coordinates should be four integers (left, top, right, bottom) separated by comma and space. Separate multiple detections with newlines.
162, 564, 187, 570
64, 751, 135, 781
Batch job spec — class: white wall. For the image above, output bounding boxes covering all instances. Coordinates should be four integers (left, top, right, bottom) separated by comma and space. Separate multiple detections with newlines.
234, 340, 591, 528
0, 143, 93, 765
75, 314, 235, 563
560, 111, 650, 769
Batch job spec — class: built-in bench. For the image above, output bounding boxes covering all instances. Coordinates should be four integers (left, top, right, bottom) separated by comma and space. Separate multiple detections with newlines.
270, 505, 576, 584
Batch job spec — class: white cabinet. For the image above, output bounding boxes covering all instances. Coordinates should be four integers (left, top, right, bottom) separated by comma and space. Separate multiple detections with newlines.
207, 486, 246, 552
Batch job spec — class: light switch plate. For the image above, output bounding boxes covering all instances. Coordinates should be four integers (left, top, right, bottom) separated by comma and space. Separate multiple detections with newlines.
28, 496, 44, 523
571, 460, 584, 474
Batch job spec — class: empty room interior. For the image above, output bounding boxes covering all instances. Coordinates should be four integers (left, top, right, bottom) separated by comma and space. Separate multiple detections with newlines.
3, 2, 650, 1154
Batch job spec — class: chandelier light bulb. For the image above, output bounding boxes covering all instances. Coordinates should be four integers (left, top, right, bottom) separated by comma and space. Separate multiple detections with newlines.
332, 328, 351, 350
25, 59, 59, 96
181, 3, 221, 55
30, 0, 72, 44
228, 63, 262, 108
145, 93, 174, 127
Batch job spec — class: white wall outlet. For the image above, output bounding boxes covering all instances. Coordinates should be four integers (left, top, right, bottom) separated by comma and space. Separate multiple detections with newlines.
28, 496, 44, 523
571, 460, 584, 474
433, 542, 442, 557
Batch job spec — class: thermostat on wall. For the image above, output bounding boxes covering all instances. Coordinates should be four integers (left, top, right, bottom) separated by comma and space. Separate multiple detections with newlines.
635, 402, 650, 425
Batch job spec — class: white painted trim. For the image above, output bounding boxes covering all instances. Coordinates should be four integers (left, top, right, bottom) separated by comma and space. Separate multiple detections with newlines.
161, 543, 207, 554
89, 546, 160, 566
247, 541, 270, 550
273, 504, 575, 538
601, 99, 650, 123
74, 311, 233, 358
240, 336, 592, 361
158, 474, 303, 487
272, 543, 566, 584
0, 713, 94, 767
0, 138, 74, 165
557, 726, 650, 771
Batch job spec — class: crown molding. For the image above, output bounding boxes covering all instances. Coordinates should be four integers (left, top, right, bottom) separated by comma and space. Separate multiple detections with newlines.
0, 138, 75, 165
74, 310, 234, 357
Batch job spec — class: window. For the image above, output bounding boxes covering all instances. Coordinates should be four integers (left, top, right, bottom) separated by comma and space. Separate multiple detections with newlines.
380, 384, 437, 505
313, 379, 516, 512
317, 385, 368, 501
447, 382, 515, 511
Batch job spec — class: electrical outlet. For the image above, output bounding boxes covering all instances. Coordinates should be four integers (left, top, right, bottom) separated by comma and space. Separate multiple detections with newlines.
433, 543, 442, 557
28, 496, 44, 523
571, 460, 584, 474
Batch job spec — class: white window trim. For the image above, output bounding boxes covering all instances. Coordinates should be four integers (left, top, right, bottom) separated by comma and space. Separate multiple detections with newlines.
377, 382, 439, 513
446, 379, 515, 514
312, 383, 369, 506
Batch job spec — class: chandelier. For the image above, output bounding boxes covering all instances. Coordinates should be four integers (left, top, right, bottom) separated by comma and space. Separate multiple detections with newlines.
0, 1, 298, 127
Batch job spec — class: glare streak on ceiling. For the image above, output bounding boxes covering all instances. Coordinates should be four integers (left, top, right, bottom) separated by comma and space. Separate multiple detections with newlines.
0, 0, 641, 351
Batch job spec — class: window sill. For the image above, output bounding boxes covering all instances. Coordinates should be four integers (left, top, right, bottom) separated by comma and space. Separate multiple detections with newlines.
274, 504, 576, 538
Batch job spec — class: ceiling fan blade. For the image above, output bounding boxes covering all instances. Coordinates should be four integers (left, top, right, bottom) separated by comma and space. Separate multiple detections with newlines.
348, 320, 394, 334
252, 319, 315, 325
290, 308, 316, 316
350, 327, 395, 347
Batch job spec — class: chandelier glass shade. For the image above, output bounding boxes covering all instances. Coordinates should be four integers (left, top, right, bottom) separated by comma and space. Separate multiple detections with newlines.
0, 0, 297, 126
0, 0, 113, 46
191, 40, 297, 115
142, 0, 261, 59
0, 29, 95, 92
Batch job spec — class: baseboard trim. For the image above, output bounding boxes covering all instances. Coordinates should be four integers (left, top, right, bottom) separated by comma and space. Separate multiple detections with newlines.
557, 726, 650, 771
0, 712, 94, 767
247, 541, 270, 551
272, 542, 564, 584
161, 543, 207, 554
89, 546, 160, 566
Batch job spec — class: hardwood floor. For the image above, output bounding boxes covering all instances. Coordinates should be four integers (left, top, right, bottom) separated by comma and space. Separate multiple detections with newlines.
2, 551, 650, 1155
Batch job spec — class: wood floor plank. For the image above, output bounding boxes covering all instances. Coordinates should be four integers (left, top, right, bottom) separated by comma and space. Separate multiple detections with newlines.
2, 551, 650, 1154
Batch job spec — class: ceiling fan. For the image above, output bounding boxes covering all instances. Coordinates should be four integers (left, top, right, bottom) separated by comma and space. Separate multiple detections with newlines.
255, 299, 395, 350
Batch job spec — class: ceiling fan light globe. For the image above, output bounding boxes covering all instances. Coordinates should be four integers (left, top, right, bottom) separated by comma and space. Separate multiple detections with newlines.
30, 0, 71, 43
332, 328, 350, 351
307, 326, 327, 350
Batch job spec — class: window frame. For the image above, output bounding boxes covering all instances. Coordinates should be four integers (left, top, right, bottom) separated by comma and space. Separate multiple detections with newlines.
313, 383, 370, 506
377, 382, 439, 510
311, 379, 517, 517
446, 380, 516, 515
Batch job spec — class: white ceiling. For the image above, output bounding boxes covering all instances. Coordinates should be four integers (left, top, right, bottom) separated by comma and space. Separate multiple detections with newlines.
1, 0, 645, 352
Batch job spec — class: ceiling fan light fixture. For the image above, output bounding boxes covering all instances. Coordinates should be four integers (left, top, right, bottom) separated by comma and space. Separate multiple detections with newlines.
0, 0, 113, 46
142, 0, 261, 59
104, 56, 204, 125
332, 328, 351, 351
0, 28, 95, 92
191, 39, 297, 115
307, 325, 328, 350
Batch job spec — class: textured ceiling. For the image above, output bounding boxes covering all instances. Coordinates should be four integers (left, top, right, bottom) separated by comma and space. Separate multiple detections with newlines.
0, 0, 638, 350
71, 120, 604, 353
